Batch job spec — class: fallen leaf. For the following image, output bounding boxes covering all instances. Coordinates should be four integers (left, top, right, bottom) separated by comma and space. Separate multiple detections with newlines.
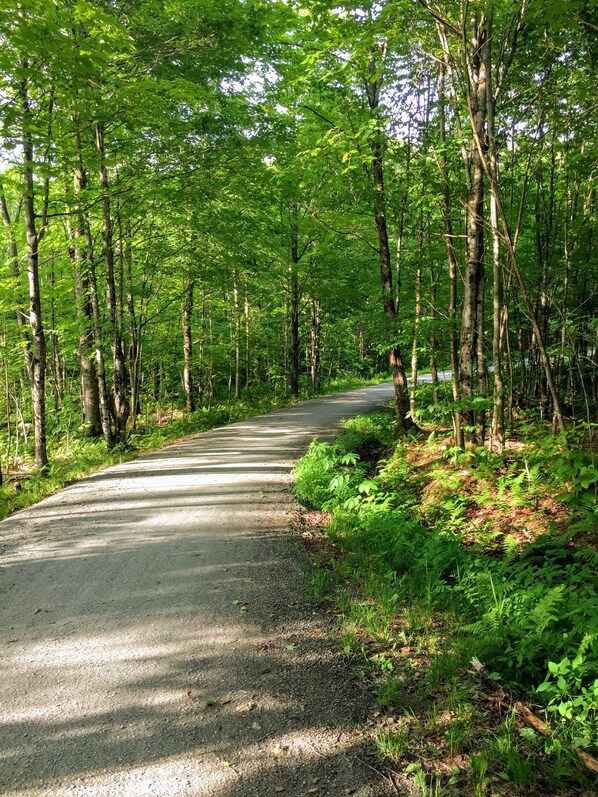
471, 655, 485, 673
275, 788, 284, 794
272, 743, 289, 757
251, 721, 262, 730
307, 789, 319, 794
400, 646, 411, 653
236, 701, 257, 712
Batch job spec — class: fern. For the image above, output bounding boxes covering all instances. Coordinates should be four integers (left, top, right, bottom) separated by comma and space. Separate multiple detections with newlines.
528, 585, 565, 634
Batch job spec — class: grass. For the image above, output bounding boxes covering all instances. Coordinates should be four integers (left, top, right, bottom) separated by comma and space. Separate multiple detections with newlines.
0, 372, 392, 520
293, 401, 598, 795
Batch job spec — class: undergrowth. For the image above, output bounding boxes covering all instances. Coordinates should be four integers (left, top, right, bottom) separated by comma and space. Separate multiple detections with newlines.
294, 404, 598, 795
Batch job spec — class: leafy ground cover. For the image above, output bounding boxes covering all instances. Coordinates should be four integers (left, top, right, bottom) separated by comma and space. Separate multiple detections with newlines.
0, 374, 389, 521
293, 402, 598, 796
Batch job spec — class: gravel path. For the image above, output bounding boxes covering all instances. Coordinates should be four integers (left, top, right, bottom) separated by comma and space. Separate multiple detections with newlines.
0, 383, 396, 797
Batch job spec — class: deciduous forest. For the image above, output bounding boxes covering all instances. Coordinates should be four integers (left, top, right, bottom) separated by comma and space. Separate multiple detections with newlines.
0, 0, 597, 791
1, 0, 595, 477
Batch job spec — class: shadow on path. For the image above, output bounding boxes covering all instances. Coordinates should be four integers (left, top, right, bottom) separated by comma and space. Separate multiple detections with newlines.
0, 383, 395, 796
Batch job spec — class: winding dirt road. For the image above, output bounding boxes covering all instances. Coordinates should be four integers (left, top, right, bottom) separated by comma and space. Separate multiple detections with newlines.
1, 383, 396, 797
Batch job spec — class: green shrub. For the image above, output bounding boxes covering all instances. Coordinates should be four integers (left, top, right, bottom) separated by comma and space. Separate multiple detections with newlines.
293, 440, 366, 510
293, 411, 397, 510
294, 412, 598, 756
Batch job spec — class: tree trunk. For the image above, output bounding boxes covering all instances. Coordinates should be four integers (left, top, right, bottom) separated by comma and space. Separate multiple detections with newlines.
410, 234, 422, 421
484, 30, 505, 453
183, 279, 195, 412
233, 270, 241, 401
120, 218, 141, 428
65, 178, 102, 438
289, 204, 301, 398
502, 214, 565, 433
70, 126, 114, 447
490, 190, 505, 452
437, 58, 463, 446
429, 267, 440, 411
466, 98, 566, 436
460, 13, 487, 447
395, 136, 410, 313
0, 183, 34, 386
457, 4, 566, 435
4, 360, 12, 481
48, 264, 62, 416
475, 246, 487, 444
502, 302, 514, 431
96, 121, 130, 441
358, 324, 366, 369
198, 288, 206, 406
310, 295, 321, 393
22, 71, 48, 470
366, 51, 413, 432
244, 283, 250, 390
151, 363, 161, 402
85, 209, 113, 447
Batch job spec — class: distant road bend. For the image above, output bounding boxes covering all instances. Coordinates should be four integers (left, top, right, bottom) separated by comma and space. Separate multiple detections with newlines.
1, 383, 397, 797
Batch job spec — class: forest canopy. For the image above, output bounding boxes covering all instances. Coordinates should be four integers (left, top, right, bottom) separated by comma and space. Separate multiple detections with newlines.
0, 0, 596, 475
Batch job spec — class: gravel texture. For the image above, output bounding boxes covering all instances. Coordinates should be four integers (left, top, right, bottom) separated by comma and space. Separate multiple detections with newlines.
0, 383, 396, 797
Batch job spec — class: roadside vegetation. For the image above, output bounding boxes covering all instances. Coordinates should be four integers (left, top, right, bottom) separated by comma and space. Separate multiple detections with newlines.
294, 392, 598, 796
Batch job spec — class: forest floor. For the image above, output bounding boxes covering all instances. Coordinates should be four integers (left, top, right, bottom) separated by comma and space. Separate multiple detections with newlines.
0, 383, 401, 797
292, 407, 598, 796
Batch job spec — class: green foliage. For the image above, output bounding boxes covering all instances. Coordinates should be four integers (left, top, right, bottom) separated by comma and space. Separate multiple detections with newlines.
537, 640, 598, 749
293, 439, 361, 509
457, 547, 598, 679
294, 412, 598, 759
375, 728, 411, 759
337, 412, 396, 452
293, 410, 396, 510
303, 558, 336, 605
524, 425, 598, 536
487, 714, 536, 787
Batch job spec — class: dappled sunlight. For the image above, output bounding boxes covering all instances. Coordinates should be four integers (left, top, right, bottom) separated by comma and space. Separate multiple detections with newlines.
1, 607, 385, 795
22, 759, 233, 797
4, 623, 245, 725
0, 384, 395, 796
